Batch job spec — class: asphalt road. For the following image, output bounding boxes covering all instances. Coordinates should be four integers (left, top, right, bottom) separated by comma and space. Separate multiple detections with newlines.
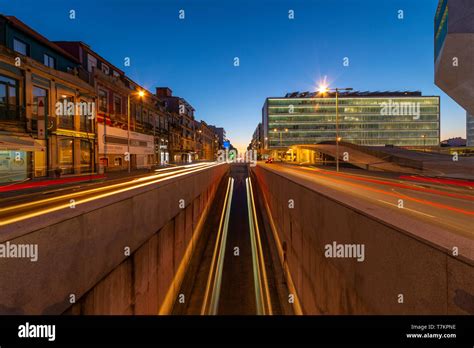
260, 162, 474, 239
0, 163, 218, 227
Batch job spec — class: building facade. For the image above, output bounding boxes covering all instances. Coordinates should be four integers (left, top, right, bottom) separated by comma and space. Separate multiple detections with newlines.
198, 120, 217, 161
156, 87, 196, 163
434, 0, 474, 146
0, 15, 95, 183
209, 125, 226, 150
56, 41, 169, 171
262, 91, 440, 150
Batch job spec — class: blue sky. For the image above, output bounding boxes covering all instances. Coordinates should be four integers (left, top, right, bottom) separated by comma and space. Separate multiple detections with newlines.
1, 0, 464, 152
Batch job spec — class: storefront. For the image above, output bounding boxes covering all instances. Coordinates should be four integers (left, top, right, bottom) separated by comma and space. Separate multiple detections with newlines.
98, 124, 154, 171
0, 136, 46, 183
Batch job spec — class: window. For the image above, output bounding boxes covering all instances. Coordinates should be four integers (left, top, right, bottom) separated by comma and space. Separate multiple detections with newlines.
32, 87, 48, 131
87, 54, 97, 73
112, 70, 120, 78
79, 100, 93, 133
114, 95, 122, 115
13, 38, 28, 55
101, 63, 110, 75
58, 137, 74, 174
57, 95, 74, 129
0, 75, 19, 120
98, 89, 108, 113
43, 54, 55, 68
80, 140, 93, 173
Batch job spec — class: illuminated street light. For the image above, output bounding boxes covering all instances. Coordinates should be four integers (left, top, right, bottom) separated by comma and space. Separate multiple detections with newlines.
128, 90, 146, 173
316, 84, 353, 172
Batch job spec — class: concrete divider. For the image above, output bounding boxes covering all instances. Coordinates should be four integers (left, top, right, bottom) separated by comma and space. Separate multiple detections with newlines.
0, 164, 228, 315
252, 164, 474, 314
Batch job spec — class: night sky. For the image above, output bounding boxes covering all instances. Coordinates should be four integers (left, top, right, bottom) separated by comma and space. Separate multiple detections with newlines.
1, 0, 463, 152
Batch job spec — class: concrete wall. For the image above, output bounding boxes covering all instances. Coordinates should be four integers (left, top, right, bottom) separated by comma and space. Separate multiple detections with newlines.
252, 165, 474, 314
0, 164, 228, 315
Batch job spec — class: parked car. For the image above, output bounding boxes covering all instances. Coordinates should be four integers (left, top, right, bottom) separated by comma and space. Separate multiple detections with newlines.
265, 158, 274, 163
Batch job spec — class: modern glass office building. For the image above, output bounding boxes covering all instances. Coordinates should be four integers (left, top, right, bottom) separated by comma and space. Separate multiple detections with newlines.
434, 0, 474, 147
262, 91, 440, 149
435, 0, 448, 62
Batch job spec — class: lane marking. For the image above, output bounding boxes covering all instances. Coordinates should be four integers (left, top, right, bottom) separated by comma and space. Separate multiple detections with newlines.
376, 200, 436, 218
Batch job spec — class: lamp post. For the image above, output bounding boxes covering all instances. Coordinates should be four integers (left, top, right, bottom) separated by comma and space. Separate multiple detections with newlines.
422, 134, 426, 153
273, 128, 288, 160
127, 90, 145, 173
318, 85, 353, 172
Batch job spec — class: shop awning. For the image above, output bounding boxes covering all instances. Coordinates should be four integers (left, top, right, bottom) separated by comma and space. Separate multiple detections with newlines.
0, 136, 45, 151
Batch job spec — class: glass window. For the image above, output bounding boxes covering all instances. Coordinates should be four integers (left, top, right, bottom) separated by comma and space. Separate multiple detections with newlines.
0, 150, 28, 183
0, 84, 6, 104
80, 140, 93, 173
58, 138, 74, 174
57, 95, 74, 129
102, 64, 110, 75
114, 95, 122, 115
87, 54, 97, 73
32, 87, 48, 131
13, 38, 28, 55
98, 89, 108, 112
0, 75, 19, 120
79, 100, 93, 133
43, 54, 55, 68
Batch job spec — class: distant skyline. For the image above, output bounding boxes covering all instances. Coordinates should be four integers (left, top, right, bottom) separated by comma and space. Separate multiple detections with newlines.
1, 0, 465, 153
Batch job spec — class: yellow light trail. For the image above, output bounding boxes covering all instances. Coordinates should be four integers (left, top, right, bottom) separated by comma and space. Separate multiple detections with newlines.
0, 163, 220, 227
201, 177, 234, 315
257, 175, 303, 315
246, 177, 273, 315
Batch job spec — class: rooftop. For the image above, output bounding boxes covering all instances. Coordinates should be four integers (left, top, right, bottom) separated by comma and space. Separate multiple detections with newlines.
280, 91, 423, 98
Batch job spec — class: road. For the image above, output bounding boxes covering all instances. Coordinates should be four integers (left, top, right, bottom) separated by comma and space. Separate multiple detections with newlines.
0, 163, 219, 227
259, 162, 474, 239
175, 164, 288, 315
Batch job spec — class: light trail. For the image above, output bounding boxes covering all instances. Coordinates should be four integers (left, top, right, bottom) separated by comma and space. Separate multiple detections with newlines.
0, 163, 219, 227
289, 165, 474, 216
201, 177, 234, 315
304, 166, 474, 202
0, 163, 214, 214
246, 176, 273, 315
255, 174, 303, 315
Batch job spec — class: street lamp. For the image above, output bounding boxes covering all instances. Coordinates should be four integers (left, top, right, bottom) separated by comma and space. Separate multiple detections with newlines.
318, 85, 353, 172
421, 134, 426, 152
127, 90, 145, 173
272, 128, 289, 160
